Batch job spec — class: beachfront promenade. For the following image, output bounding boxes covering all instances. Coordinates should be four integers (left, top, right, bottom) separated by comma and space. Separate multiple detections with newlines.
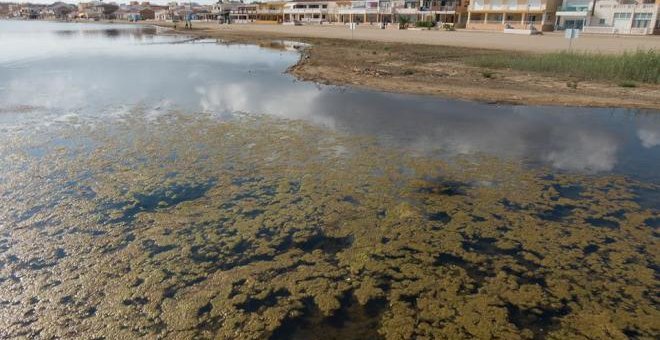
175, 22, 660, 54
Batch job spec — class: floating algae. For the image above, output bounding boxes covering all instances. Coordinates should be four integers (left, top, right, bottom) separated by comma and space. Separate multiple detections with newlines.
0, 110, 658, 339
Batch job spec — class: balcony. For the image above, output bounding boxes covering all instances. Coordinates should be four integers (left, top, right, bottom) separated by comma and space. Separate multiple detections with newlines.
258, 9, 283, 14
556, 5, 589, 16
284, 8, 330, 14
337, 8, 380, 14
395, 8, 420, 14
422, 5, 458, 12
469, 4, 546, 11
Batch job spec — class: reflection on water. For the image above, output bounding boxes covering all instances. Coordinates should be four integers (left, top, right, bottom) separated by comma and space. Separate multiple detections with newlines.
0, 23, 660, 181
2, 21, 660, 180
0, 20, 659, 340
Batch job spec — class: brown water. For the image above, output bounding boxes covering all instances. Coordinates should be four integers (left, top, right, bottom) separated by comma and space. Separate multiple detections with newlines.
0, 21, 658, 339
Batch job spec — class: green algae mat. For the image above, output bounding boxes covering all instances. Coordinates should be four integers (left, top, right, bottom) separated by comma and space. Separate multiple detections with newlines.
0, 111, 658, 339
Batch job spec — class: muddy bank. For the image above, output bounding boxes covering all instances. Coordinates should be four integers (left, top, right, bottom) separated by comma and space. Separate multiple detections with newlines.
154, 22, 660, 110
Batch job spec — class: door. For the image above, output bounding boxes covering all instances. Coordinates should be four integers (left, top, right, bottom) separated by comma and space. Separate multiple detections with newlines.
613, 12, 630, 31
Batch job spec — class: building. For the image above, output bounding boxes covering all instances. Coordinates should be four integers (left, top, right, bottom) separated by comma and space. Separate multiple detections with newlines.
466, 0, 560, 31
563, 0, 659, 35
390, 0, 468, 26
283, 0, 335, 23
229, 3, 257, 22
256, 1, 286, 23
139, 7, 154, 19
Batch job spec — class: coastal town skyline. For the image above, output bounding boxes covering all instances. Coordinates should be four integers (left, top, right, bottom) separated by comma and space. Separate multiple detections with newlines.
5, 0, 228, 4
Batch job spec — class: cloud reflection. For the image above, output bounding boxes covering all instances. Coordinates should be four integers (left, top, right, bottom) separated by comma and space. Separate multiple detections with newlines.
637, 118, 660, 148
2, 21, 659, 178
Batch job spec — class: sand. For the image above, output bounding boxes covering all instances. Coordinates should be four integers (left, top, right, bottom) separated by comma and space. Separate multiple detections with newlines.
177, 22, 660, 54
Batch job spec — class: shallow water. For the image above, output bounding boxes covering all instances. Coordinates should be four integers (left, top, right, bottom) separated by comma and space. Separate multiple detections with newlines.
0, 20, 659, 339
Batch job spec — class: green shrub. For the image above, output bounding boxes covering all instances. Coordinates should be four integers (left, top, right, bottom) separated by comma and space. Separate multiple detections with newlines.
481, 71, 494, 78
618, 81, 637, 88
398, 16, 410, 29
416, 21, 435, 28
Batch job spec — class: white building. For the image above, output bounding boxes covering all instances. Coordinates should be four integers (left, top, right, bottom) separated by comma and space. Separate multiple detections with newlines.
557, 0, 659, 34
283, 0, 334, 23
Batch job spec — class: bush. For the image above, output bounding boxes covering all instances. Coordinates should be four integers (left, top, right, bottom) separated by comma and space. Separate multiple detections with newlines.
465, 50, 660, 84
398, 15, 410, 29
618, 81, 637, 88
416, 21, 435, 28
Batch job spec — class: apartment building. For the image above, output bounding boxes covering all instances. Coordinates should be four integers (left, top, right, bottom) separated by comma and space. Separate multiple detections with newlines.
256, 1, 286, 23
569, 0, 658, 35
283, 0, 335, 23
466, 0, 560, 31
375, 0, 468, 25
212, 0, 658, 34
277, 0, 467, 25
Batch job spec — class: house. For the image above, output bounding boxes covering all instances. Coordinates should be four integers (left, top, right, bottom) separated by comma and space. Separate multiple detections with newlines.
256, 1, 286, 23
554, 0, 591, 28
154, 9, 171, 20
140, 7, 155, 19
20, 5, 43, 19
336, 0, 382, 24
229, 3, 257, 23
466, 0, 560, 31
283, 0, 335, 24
389, 0, 468, 26
567, 0, 659, 35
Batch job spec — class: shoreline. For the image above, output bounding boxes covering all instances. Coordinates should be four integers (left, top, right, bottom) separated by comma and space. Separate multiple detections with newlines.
25, 19, 660, 110
154, 22, 659, 110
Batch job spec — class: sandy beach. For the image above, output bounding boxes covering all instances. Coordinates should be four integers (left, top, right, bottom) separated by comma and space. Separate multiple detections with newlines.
175, 22, 660, 54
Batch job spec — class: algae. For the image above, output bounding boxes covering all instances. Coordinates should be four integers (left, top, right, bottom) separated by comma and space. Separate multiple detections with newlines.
0, 110, 658, 339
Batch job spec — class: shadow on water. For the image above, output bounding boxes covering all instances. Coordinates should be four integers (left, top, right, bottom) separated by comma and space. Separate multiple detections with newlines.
645, 217, 660, 229
585, 217, 620, 229
551, 184, 583, 200
632, 186, 660, 212
537, 205, 575, 222
106, 179, 216, 223
238, 288, 291, 313
270, 292, 387, 340
505, 303, 570, 340
417, 178, 469, 196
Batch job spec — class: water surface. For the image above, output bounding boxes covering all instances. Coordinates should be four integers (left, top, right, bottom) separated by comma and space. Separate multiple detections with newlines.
0, 21, 658, 339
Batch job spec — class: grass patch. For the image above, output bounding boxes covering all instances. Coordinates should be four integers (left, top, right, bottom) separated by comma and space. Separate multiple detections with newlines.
466, 50, 659, 84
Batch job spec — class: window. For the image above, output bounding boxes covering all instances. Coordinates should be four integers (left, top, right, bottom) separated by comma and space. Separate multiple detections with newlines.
613, 12, 631, 19
632, 12, 652, 28
599, 18, 605, 24
322, 4, 327, 8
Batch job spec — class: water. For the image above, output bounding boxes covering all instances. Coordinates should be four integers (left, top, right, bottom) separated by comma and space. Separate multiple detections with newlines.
0, 20, 658, 339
